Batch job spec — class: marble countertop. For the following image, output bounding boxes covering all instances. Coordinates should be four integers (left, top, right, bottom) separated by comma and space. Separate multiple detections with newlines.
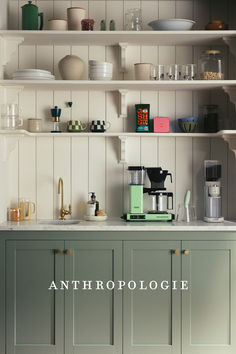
1, 219, 236, 231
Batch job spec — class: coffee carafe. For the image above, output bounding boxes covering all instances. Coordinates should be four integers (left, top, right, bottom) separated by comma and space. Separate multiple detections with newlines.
22, 1, 44, 30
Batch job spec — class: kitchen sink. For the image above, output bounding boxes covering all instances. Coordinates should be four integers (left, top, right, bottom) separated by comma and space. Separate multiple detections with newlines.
39, 220, 80, 225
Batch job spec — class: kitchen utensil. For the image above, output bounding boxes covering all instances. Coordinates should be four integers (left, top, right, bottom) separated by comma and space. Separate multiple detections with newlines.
21, 0, 44, 30
81, 19, 95, 30
28, 118, 42, 132
135, 104, 150, 132
67, 7, 86, 30
59, 55, 85, 80
182, 64, 196, 80
8, 208, 23, 222
125, 8, 142, 31
90, 120, 111, 132
178, 117, 198, 133
205, 20, 228, 30
204, 160, 224, 223
19, 199, 36, 220
148, 18, 195, 31
153, 117, 170, 133
176, 204, 196, 222
184, 190, 191, 223
199, 50, 224, 80
203, 105, 219, 133
67, 120, 87, 132
134, 63, 152, 80
123, 166, 174, 222
166, 64, 181, 80
48, 18, 68, 30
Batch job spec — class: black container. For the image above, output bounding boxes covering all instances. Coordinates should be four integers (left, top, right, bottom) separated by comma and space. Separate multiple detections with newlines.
203, 105, 219, 133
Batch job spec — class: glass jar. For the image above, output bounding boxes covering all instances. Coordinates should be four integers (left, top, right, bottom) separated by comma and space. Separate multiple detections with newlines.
125, 8, 142, 31
203, 105, 219, 133
8, 208, 23, 222
199, 50, 224, 80
81, 19, 95, 31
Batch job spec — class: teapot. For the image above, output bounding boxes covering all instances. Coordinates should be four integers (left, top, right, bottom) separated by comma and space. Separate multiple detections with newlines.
21, 1, 44, 30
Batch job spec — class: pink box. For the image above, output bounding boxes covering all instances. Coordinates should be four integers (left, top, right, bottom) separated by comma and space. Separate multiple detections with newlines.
153, 117, 170, 133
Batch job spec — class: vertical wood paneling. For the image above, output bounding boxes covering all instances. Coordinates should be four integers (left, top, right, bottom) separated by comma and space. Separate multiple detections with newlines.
36, 137, 54, 219
106, 1, 124, 31
19, 89, 36, 129
71, 137, 88, 219
141, 1, 158, 30
19, 45, 36, 69
88, 1, 106, 31
176, 1, 193, 20
37, 1, 54, 30
36, 90, 54, 131
7, 137, 19, 207
19, 137, 36, 218
158, 1, 175, 19
227, 148, 236, 220
106, 91, 123, 132
8, 1, 19, 30
88, 137, 106, 211
193, 0, 210, 29
72, 46, 88, 80
53, 137, 71, 219
53, 1, 71, 19
124, 91, 140, 132
71, 91, 89, 125
124, 46, 140, 80
36, 45, 54, 73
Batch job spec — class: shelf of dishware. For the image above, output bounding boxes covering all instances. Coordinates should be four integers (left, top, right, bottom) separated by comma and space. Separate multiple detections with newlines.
1, 30, 236, 46
1, 80, 236, 91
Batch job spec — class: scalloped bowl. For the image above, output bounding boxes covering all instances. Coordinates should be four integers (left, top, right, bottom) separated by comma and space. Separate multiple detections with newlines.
148, 19, 196, 31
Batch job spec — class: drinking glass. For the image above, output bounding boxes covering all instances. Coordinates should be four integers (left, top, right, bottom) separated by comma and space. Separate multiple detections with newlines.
166, 64, 181, 80
125, 8, 142, 31
182, 64, 197, 80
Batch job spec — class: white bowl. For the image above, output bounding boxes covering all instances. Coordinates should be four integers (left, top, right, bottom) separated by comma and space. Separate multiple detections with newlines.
89, 68, 113, 74
90, 73, 113, 78
148, 19, 196, 30
89, 60, 113, 66
90, 77, 113, 81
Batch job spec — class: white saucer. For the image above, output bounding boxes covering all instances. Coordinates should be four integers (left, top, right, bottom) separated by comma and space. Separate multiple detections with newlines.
84, 215, 108, 221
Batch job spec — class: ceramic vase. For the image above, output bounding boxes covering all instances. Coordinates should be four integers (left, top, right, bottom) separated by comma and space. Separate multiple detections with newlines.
59, 55, 85, 80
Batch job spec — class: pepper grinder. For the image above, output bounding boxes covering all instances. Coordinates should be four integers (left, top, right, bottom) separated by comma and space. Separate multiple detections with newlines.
51, 106, 61, 133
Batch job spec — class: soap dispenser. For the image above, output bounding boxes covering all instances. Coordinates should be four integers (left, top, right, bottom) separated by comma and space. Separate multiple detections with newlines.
87, 192, 99, 216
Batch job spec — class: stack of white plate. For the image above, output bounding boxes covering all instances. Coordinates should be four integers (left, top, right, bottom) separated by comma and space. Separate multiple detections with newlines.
89, 60, 113, 81
12, 69, 55, 80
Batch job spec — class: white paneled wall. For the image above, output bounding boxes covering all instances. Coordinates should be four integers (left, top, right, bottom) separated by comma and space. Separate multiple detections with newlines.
2, 0, 236, 221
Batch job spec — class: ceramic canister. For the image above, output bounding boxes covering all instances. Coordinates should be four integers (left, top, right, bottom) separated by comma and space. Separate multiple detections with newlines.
48, 18, 68, 30
59, 55, 85, 80
28, 118, 42, 132
67, 7, 86, 30
134, 63, 152, 80
90, 120, 111, 132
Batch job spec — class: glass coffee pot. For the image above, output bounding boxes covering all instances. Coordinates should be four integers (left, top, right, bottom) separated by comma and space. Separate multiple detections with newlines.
1, 104, 23, 130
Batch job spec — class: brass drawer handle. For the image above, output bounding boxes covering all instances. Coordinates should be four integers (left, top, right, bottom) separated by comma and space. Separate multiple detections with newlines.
173, 249, 179, 255
55, 249, 63, 254
64, 249, 71, 255
183, 250, 190, 255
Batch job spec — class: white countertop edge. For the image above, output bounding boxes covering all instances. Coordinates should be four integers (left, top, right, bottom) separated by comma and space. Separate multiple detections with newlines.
1, 219, 236, 231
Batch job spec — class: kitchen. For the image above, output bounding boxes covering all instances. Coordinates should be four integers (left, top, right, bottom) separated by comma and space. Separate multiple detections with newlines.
1, 0, 236, 353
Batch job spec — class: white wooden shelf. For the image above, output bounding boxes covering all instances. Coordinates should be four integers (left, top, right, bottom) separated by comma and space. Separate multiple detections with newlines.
1, 80, 236, 91
1, 30, 236, 46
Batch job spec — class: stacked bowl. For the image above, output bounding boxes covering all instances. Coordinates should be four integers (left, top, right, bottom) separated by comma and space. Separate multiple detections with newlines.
89, 60, 113, 81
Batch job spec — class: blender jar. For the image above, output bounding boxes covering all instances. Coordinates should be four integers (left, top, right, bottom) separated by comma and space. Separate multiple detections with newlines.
128, 166, 146, 185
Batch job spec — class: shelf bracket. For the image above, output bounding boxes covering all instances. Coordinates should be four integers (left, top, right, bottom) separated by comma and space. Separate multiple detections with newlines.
119, 42, 128, 73
222, 133, 236, 159
118, 135, 127, 164
0, 36, 24, 78
223, 86, 236, 110
118, 89, 128, 119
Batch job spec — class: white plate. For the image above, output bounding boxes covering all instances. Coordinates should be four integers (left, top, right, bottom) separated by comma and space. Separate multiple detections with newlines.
84, 215, 108, 221
12, 77, 55, 80
148, 18, 196, 30
14, 69, 53, 75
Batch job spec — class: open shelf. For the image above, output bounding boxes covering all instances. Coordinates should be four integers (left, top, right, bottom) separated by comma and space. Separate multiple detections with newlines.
1, 80, 236, 91
1, 30, 236, 46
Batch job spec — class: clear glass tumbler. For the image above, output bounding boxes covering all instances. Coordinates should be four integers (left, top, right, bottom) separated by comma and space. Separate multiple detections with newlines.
182, 64, 197, 80
166, 64, 181, 80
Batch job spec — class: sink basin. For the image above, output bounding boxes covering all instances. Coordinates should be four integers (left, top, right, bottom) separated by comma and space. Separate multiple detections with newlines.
39, 220, 80, 225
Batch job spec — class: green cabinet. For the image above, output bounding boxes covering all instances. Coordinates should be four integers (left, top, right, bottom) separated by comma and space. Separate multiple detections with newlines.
6, 241, 64, 354
123, 241, 181, 354
182, 241, 236, 354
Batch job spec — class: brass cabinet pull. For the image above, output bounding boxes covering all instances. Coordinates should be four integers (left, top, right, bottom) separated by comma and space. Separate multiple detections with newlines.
64, 249, 71, 255
183, 250, 190, 255
55, 249, 63, 254
173, 249, 179, 255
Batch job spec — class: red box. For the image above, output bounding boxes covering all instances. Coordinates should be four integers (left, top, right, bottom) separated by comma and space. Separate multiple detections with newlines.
153, 117, 170, 133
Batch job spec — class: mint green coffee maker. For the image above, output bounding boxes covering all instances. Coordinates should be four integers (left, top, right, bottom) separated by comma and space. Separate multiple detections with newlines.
22, 1, 44, 30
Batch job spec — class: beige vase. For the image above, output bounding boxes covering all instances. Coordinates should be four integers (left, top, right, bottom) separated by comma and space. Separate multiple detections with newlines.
59, 55, 85, 80
67, 7, 86, 30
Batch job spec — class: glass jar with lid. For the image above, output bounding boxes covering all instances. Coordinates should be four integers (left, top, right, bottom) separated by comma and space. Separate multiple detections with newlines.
199, 50, 224, 80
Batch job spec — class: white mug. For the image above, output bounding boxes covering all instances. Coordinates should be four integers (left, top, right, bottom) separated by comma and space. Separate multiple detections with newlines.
67, 7, 86, 30
134, 63, 152, 80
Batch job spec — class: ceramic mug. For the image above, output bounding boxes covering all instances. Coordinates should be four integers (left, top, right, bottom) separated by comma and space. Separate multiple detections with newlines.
28, 118, 42, 132
67, 7, 86, 30
67, 120, 87, 132
134, 63, 153, 80
19, 199, 36, 220
48, 18, 68, 30
90, 120, 111, 132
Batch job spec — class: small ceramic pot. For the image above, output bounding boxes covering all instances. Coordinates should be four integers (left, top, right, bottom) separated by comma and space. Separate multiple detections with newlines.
67, 120, 86, 132
134, 63, 152, 80
48, 18, 68, 30
67, 7, 86, 30
205, 20, 228, 30
28, 118, 42, 132
59, 55, 85, 80
90, 120, 111, 132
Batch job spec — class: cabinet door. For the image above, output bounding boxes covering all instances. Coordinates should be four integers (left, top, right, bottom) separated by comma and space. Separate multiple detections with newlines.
182, 241, 236, 354
65, 241, 122, 354
6, 240, 64, 354
123, 241, 181, 354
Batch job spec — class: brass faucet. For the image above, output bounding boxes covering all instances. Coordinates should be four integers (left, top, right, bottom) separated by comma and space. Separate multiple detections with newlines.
58, 177, 72, 220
